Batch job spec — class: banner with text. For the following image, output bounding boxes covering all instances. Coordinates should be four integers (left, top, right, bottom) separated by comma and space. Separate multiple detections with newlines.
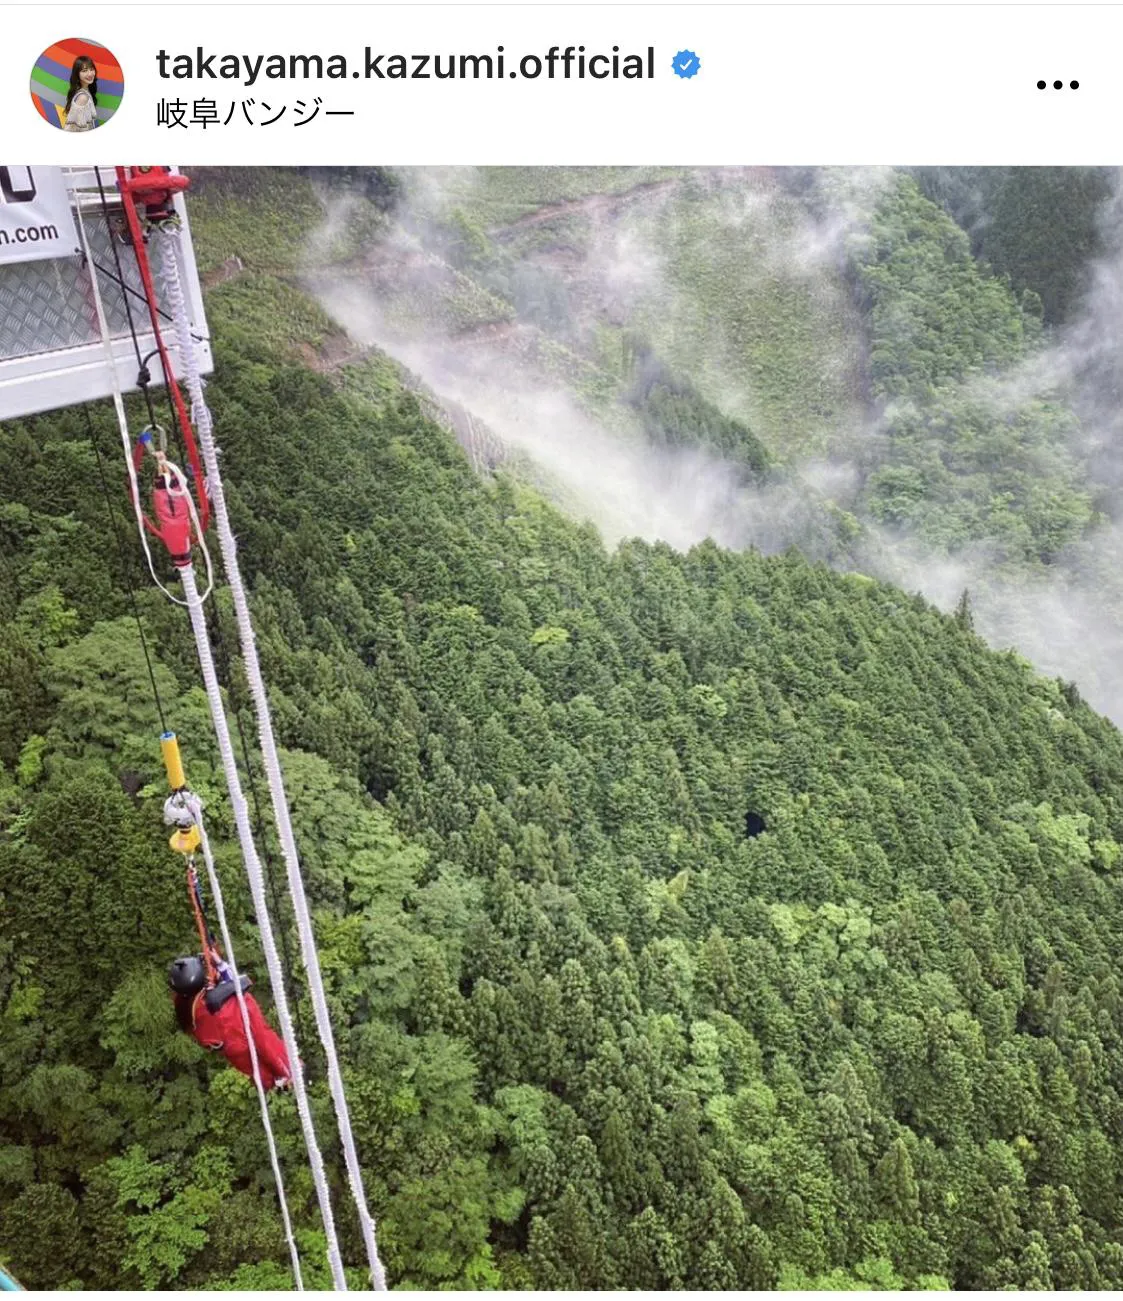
0, 166, 79, 264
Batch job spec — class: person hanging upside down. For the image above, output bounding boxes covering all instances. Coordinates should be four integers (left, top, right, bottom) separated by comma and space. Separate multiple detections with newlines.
169, 953, 292, 1090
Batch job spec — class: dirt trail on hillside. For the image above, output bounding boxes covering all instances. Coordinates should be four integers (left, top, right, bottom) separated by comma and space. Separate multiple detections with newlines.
490, 169, 779, 237
490, 179, 682, 236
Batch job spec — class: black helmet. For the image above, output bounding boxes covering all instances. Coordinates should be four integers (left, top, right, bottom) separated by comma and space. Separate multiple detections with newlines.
168, 955, 207, 996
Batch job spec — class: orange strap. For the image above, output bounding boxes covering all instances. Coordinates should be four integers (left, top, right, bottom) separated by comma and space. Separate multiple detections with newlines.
186, 862, 218, 988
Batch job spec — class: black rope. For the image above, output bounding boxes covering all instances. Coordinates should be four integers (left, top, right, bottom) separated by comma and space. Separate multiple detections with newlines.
0, 495, 23, 607
87, 255, 208, 344
83, 203, 299, 1044
191, 867, 219, 952
84, 404, 169, 734
90, 169, 196, 481
143, 257, 301, 1037
90, 166, 208, 346
93, 166, 159, 432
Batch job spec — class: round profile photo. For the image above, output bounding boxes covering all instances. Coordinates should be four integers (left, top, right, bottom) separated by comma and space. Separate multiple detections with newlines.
30, 38, 123, 131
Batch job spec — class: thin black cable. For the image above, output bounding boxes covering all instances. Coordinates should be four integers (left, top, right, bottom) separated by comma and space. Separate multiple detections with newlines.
92, 168, 203, 346
98, 186, 303, 1049
93, 394, 280, 998
93, 167, 159, 431
160, 379, 182, 454
90, 170, 198, 473
85, 404, 169, 735
85, 209, 300, 1055
142, 251, 283, 1006
0, 499, 23, 607
192, 868, 219, 952
88, 256, 208, 343
91, 170, 192, 478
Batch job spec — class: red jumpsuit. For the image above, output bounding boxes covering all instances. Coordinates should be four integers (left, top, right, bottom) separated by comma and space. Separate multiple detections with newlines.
188, 989, 292, 1089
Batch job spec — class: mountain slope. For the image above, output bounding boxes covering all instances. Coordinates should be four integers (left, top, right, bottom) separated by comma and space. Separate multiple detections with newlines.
3, 239, 1123, 1289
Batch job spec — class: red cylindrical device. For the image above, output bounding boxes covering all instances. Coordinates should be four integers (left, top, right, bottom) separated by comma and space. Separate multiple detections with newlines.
152, 477, 193, 567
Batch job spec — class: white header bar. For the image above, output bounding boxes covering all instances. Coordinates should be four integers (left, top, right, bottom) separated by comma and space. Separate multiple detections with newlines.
2, 5, 1118, 164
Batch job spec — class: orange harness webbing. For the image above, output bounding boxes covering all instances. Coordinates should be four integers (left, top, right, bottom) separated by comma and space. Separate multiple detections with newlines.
186, 862, 218, 988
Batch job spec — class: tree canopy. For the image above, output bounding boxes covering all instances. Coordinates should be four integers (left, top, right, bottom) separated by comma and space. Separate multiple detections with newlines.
3, 168, 1123, 1291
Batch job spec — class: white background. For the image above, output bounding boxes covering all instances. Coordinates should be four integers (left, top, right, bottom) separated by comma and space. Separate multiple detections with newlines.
1, 4, 1119, 164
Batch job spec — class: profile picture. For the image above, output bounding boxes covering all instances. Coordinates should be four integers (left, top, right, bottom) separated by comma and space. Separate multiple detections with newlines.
30, 37, 123, 131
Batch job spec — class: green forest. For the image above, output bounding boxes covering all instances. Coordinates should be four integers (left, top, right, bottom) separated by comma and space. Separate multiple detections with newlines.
4, 166, 1123, 1290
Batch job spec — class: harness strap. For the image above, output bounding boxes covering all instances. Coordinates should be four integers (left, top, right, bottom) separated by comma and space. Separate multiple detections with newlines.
186, 860, 218, 988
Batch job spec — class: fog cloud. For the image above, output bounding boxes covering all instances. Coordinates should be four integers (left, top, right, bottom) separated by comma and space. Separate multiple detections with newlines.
306, 166, 1123, 721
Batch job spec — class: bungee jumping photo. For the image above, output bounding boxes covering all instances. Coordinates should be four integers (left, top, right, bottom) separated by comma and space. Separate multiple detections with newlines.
2, 163, 1123, 1290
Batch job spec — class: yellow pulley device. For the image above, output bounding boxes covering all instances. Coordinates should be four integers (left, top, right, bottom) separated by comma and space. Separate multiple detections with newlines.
161, 730, 201, 855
